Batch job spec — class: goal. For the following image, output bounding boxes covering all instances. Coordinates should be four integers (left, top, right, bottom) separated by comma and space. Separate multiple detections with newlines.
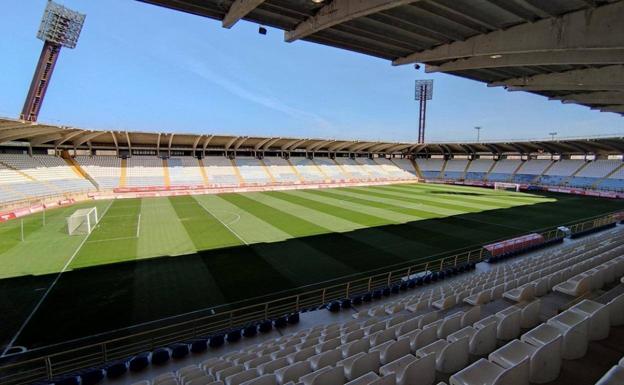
67, 207, 99, 235
494, 182, 520, 192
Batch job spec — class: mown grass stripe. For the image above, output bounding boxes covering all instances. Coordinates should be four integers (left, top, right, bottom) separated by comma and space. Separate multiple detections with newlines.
375, 184, 516, 210
396, 183, 549, 205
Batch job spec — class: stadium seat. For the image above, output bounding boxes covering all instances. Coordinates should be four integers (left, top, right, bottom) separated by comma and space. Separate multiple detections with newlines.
416, 337, 469, 374
495, 307, 522, 341
606, 293, 624, 326
191, 339, 209, 353
394, 353, 436, 385
171, 343, 190, 359
568, 299, 610, 340
129, 353, 150, 372
450, 358, 524, 385
105, 361, 128, 379
339, 351, 381, 381
448, 323, 497, 356
546, 310, 589, 359
595, 365, 624, 385
520, 323, 563, 383
517, 299, 541, 329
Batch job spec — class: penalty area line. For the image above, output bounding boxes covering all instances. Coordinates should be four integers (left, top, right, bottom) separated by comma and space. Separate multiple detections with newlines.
136, 213, 141, 238
1, 200, 114, 357
195, 199, 248, 246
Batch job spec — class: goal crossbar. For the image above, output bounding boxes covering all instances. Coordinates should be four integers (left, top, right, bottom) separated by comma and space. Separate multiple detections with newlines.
494, 182, 521, 192
67, 207, 99, 235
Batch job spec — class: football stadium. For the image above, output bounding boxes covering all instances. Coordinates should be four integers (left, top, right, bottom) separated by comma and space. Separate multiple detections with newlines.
1, 1, 624, 385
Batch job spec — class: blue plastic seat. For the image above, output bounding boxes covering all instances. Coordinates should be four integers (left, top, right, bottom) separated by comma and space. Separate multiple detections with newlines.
171, 343, 189, 359
129, 352, 150, 372
151, 348, 171, 365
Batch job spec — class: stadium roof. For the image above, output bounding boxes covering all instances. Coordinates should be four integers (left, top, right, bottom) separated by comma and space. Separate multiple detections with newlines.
2, 117, 623, 156
137, 0, 624, 116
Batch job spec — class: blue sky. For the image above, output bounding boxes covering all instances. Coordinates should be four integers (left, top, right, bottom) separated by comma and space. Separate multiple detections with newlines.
1, 0, 623, 142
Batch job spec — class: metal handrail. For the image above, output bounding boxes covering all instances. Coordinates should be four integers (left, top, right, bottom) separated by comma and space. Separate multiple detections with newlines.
0, 211, 621, 384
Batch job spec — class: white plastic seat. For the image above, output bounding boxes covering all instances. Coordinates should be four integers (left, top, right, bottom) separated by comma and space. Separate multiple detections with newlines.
395, 353, 436, 385
315, 337, 340, 353
520, 323, 563, 383
553, 274, 592, 296
416, 337, 469, 374
448, 323, 497, 357
395, 318, 420, 337
373, 338, 411, 365
343, 338, 370, 358
606, 293, 624, 326
301, 366, 344, 385
239, 374, 276, 385
450, 358, 518, 385
340, 351, 381, 381
487, 341, 532, 385
490, 284, 505, 300
184, 375, 215, 385
245, 356, 271, 370
546, 310, 589, 360
343, 329, 365, 344
209, 362, 233, 377
569, 299, 610, 340
217, 366, 245, 382
275, 361, 312, 384
418, 312, 439, 328
387, 314, 410, 328
438, 312, 463, 339
226, 369, 258, 385
503, 284, 536, 303
184, 372, 212, 385
464, 290, 490, 306
595, 366, 624, 385
433, 295, 456, 310
370, 327, 396, 346
286, 346, 317, 364
308, 348, 342, 371
379, 354, 416, 377
400, 322, 439, 352
517, 299, 541, 329
533, 277, 550, 297
257, 358, 289, 375
344, 372, 380, 385
461, 306, 481, 328
495, 307, 521, 341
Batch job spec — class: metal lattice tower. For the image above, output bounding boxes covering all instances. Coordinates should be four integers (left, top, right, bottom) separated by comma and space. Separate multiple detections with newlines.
21, 1, 85, 122
414, 79, 433, 144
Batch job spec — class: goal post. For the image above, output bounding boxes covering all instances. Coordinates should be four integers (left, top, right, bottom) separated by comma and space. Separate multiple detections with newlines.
67, 207, 99, 235
494, 182, 521, 192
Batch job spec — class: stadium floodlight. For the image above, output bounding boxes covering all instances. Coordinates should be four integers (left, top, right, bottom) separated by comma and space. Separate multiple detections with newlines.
414, 79, 434, 144
67, 207, 98, 236
475, 126, 482, 142
21, 1, 86, 122
37, 1, 86, 49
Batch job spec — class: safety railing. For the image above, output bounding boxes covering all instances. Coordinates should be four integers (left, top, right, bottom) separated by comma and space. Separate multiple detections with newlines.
0, 210, 621, 384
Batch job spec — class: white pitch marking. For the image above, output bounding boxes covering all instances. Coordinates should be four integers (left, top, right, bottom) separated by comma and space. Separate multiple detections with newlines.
136, 213, 141, 238
1, 200, 114, 357
195, 200, 248, 245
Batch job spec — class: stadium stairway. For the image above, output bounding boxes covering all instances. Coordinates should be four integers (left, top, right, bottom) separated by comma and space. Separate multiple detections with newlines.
230, 159, 245, 185
259, 159, 277, 184
286, 159, 305, 183
198, 159, 210, 185
119, 159, 128, 188
49, 225, 624, 385
593, 163, 624, 190
163, 159, 171, 187
61, 151, 100, 190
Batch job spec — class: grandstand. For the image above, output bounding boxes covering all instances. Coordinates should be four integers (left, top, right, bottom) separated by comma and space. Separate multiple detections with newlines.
2, 0, 624, 383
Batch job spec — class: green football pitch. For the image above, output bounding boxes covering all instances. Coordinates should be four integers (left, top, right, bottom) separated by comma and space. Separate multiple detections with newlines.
1, 183, 623, 349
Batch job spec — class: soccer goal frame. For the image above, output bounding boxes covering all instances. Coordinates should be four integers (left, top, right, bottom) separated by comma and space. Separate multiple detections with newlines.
494, 182, 521, 192
67, 207, 99, 236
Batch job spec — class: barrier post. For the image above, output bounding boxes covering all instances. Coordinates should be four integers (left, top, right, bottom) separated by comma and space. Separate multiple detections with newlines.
45, 357, 53, 380
295, 295, 300, 311
387, 271, 392, 286
321, 288, 326, 304
345, 282, 350, 299
454, 255, 459, 266
367, 277, 373, 291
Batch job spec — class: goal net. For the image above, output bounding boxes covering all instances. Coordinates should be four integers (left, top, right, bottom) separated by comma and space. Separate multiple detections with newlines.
494, 182, 520, 192
67, 207, 99, 235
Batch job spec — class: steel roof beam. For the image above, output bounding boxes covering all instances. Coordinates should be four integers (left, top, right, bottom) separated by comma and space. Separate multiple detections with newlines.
222, 0, 266, 28
71, 131, 105, 147
393, 1, 624, 65
285, 0, 421, 43
0, 127, 60, 144
426, 49, 624, 73
552, 91, 624, 105
489, 65, 624, 91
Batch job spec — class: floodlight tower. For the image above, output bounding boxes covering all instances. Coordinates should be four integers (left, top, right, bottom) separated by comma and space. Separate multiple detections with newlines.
414, 79, 433, 144
20, 1, 85, 122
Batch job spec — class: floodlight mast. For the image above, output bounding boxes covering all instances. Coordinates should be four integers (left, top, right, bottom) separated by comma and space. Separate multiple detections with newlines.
414, 79, 433, 144
20, 1, 85, 122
